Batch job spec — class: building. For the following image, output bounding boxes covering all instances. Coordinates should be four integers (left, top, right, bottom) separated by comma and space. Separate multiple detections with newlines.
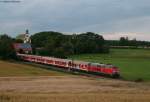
13, 30, 32, 54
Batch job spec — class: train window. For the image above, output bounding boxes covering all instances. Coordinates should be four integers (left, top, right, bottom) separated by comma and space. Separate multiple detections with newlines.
73, 64, 77, 67
68, 62, 72, 66
107, 65, 113, 68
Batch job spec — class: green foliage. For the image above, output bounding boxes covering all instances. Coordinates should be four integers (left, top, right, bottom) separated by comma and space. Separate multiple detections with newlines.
31, 31, 62, 47
72, 32, 107, 54
31, 31, 109, 58
120, 37, 129, 46
106, 37, 150, 47
0, 35, 16, 59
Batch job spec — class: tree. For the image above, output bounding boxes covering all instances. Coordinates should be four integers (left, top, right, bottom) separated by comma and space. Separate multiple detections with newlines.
120, 37, 129, 46
0, 34, 16, 59
74, 32, 107, 54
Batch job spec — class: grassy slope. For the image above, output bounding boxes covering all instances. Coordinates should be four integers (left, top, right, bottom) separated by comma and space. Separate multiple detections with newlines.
69, 49, 150, 81
0, 61, 64, 76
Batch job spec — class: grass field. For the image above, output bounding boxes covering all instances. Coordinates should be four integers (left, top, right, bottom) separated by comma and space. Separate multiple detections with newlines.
0, 60, 64, 76
69, 49, 150, 81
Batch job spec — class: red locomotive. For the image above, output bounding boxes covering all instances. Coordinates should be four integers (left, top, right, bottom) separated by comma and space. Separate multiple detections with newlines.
17, 53, 120, 78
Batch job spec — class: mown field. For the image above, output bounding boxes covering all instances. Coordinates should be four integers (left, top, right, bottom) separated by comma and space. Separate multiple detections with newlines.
1, 92, 150, 102
70, 49, 150, 81
0, 76, 150, 102
0, 60, 65, 76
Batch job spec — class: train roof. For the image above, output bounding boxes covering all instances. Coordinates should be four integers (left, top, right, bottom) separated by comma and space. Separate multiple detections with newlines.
72, 60, 91, 64
17, 54, 117, 67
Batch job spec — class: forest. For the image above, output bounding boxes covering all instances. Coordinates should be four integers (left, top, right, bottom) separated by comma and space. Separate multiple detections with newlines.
31, 31, 108, 58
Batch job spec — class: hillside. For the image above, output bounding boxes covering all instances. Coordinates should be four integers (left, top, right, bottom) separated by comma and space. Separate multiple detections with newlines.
0, 60, 65, 76
70, 49, 150, 81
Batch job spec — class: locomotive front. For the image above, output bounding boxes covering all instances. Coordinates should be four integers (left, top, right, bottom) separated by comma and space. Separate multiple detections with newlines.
112, 66, 120, 78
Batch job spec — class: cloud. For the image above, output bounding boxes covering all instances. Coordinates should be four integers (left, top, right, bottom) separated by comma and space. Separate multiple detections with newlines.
0, 0, 150, 40
102, 33, 150, 41
0, 20, 32, 36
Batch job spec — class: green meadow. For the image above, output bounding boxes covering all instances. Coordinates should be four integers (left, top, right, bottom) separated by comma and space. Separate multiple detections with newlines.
70, 49, 150, 81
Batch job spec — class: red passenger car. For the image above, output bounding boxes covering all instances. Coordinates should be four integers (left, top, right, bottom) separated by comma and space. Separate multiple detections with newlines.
17, 53, 120, 78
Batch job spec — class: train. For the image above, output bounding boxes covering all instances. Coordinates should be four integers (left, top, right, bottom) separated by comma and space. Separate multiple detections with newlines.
17, 53, 120, 78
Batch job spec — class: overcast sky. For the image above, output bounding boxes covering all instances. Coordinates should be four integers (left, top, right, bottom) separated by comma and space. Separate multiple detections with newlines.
0, 0, 150, 41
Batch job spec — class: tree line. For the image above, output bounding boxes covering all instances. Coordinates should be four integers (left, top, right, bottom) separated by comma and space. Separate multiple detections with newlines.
31, 31, 109, 58
106, 37, 150, 48
1, 32, 150, 59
